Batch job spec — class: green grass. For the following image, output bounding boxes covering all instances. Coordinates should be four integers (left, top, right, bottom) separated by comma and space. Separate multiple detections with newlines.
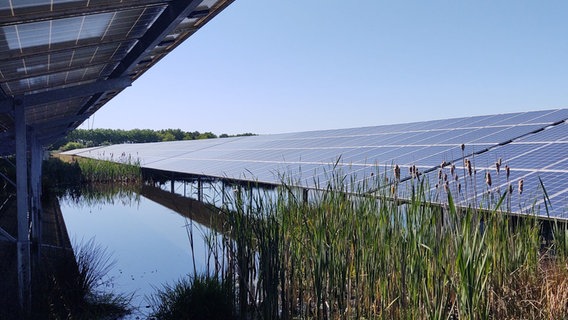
148, 274, 235, 320
75, 156, 142, 183
32, 238, 132, 319
45, 155, 142, 186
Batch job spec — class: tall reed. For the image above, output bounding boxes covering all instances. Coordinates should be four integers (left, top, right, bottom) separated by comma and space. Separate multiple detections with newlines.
190, 165, 566, 319
76, 156, 141, 183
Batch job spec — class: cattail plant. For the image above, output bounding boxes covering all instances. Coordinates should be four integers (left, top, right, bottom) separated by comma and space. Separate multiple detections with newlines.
173, 158, 568, 320
394, 164, 401, 182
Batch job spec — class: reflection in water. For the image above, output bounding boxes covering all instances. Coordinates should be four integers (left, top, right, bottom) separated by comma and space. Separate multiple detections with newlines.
59, 182, 223, 317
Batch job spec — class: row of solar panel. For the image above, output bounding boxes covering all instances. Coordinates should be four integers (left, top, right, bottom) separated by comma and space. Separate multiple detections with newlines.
71, 111, 566, 185
68, 109, 567, 218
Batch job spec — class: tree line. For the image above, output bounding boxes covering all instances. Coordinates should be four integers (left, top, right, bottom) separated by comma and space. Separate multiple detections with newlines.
54, 128, 255, 151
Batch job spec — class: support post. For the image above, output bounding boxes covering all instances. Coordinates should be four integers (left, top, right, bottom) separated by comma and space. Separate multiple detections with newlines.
249, 186, 253, 210
197, 177, 203, 202
15, 103, 31, 313
30, 132, 43, 262
221, 181, 226, 205
302, 188, 309, 204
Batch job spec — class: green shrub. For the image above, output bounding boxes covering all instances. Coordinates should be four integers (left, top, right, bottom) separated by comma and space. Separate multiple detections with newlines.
149, 274, 234, 320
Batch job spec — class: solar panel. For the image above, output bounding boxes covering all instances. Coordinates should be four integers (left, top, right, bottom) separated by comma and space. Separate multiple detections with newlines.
0, 0, 235, 157
66, 109, 568, 219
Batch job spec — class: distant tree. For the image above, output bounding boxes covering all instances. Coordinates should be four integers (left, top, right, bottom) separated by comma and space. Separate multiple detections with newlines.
159, 129, 185, 141
198, 132, 217, 139
51, 128, 255, 151
160, 132, 176, 141
59, 141, 86, 151
128, 129, 160, 143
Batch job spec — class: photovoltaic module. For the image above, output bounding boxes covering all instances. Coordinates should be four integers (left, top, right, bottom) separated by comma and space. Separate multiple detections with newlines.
67, 108, 568, 219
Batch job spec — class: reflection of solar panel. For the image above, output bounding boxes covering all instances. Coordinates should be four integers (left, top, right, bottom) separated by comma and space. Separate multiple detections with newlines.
68, 108, 568, 219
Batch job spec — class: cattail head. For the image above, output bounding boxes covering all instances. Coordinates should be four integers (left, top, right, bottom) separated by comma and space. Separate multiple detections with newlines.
443, 173, 448, 182
461, 143, 465, 151
508, 183, 513, 194
518, 179, 524, 194
438, 169, 443, 180
458, 183, 462, 193
495, 161, 501, 174
410, 165, 418, 178
394, 165, 400, 181
505, 165, 510, 180
450, 163, 456, 176
485, 172, 492, 187
465, 159, 472, 176
444, 181, 449, 193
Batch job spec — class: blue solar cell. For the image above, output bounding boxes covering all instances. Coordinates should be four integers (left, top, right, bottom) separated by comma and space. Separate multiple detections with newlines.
460, 114, 509, 127
471, 124, 546, 144
408, 129, 463, 145
419, 146, 465, 165
517, 121, 568, 143
527, 109, 568, 124
506, 144, 567, 169
488, 111, 546, 126
547, 158, 568, 170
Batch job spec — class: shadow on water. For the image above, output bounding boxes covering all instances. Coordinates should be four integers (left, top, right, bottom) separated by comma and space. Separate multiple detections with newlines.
1, 175, 233, 319
0, 193, 132, 319
139, 184, 227, 234
0, 157, 236, 318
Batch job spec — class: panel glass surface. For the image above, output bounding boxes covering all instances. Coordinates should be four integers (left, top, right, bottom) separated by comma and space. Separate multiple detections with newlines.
69, 109, 568, 219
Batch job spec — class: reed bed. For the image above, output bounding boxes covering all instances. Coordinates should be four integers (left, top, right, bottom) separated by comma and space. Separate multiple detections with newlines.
75, 156, 141, 183
196, 167, 568, 319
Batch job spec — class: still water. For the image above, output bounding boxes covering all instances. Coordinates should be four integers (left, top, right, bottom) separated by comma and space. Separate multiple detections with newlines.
59, 183, 217, 316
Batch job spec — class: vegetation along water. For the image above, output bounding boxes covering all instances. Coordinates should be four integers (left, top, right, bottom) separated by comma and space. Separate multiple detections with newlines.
4, 153, 567, 319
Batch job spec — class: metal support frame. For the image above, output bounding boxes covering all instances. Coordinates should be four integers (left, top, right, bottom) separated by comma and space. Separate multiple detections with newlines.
12, 106, 45, 314
197, 177, 203, 202
0, 157, 16, 243
0, 194, 16, 242
0, 226, 16, 242
0, 1, 167, 27
0, 171, 16, 188
0, 77, 132, 114
30, 131, 43, 261
15, 103, 31, 313
221, 181, 226, 204
111, 0, 203, 78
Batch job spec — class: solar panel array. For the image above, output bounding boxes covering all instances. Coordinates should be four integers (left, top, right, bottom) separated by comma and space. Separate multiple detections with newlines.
67, 109, 568, 219
0, 0, 234, 156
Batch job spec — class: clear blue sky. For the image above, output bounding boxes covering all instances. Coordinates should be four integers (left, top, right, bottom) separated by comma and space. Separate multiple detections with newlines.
87, 1, 568, 135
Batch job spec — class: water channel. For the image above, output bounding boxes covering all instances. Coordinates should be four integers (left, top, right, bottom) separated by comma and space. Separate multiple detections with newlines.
59, 181, 226, 318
